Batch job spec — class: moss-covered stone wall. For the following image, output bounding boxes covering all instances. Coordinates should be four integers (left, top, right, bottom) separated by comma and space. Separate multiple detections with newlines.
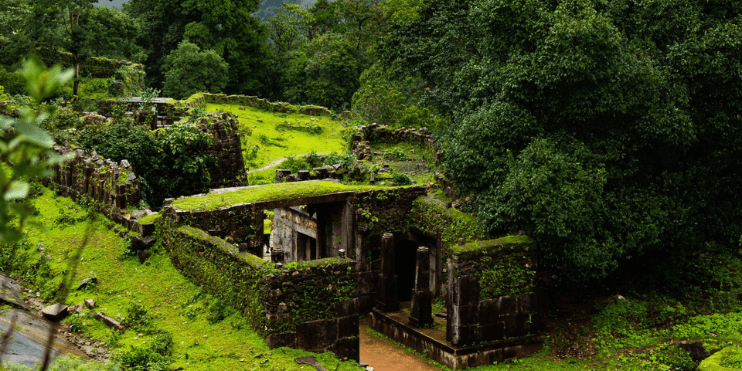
159, 220, 360, 361
446, 236, 542, 347
45, 144, 140, 222
407, 195, 489, 249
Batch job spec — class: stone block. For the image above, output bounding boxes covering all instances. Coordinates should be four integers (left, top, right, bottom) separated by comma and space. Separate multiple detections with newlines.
334, 298, 359, 317
478, 299, 500, 325
497, 296, 517, 316
450, 325, 477, 346
333, 337, 360, 362
337, 315, 359, 338
503, 314, 529, 338
453, 275, 480, 306
266, 333, 297, 349
516, 294, 533, 314
297, 319, 337, 352
451, 304, 478, 327
479, 322, 505, 342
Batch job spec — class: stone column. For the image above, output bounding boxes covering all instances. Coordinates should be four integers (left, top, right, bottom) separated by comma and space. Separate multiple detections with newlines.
376, 233, 398, 312
409, 246, 433, 328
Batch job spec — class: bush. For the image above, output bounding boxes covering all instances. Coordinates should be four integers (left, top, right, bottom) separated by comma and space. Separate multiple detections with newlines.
113, 332, 173, 371
75, 119, 213, 209
391, 172, 413, 185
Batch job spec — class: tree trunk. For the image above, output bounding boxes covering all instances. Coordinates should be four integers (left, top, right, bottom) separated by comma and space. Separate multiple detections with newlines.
73, 56, 80, 97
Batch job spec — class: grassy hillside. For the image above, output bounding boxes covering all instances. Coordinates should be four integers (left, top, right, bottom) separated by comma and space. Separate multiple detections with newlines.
3, 188, 359, 371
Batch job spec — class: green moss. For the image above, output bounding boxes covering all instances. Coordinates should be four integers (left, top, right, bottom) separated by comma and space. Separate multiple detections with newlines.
450, 235, 534, 255
205, 103, 346, 169
171, 181, 399, 212
177, 226, 268, 269
407, 195, 489, 249
137, 213, 161, 224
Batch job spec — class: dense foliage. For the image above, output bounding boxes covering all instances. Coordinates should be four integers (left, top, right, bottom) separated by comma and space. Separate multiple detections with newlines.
380, 0, 742, 281
75, 119, 213, 209
161, 41, 229, 99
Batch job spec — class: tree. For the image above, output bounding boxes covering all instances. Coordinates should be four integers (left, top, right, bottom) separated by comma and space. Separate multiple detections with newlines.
27, 0, 98, 97
161, 40, 229, 99
380, 0, 742, 282
78, 6, 146, 62
125, 0, 270, 94
284, 32, 360, 111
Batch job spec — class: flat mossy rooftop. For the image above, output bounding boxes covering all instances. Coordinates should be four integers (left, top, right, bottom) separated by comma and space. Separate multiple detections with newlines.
171, 181, 400, 211
450, 235, 535, 255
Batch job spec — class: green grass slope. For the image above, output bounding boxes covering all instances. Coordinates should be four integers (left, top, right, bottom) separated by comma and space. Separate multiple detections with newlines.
205, 103, 347, 171
10, 188, 359, 371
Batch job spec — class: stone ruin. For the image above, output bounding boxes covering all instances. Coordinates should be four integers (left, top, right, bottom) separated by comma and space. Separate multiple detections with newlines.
154, 180, 544, 368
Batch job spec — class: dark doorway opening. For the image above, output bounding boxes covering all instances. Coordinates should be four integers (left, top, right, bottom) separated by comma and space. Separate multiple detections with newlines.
395, 240, 419, 302
297, 232, 318, 261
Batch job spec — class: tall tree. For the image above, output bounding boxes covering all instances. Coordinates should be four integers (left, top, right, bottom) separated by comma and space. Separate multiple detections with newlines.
29, 0, 97, 96
161, 40, 229, 99
125, 0, 270, 94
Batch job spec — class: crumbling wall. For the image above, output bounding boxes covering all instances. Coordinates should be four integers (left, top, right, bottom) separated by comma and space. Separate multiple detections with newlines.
196, 112, 246, 187
45, 144, 140, 223
351, 187, 428, 312
351, 123, 434, 160
446, 237, 545, 346
160, 223, 359, 361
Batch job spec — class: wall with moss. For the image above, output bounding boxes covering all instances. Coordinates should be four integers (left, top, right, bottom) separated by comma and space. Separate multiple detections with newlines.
353, 187, 428, 238
407, 195, 489, 249
45, 144, 140, 222
446, 236, 542, 347
159, 218, 360, 360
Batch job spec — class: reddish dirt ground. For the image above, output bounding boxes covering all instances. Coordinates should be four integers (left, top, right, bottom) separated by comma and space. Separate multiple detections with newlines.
358, 317, 441, 371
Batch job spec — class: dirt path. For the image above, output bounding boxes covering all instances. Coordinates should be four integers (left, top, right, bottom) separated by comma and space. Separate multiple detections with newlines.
248, 157, 288, 173
359, 317, 441, 371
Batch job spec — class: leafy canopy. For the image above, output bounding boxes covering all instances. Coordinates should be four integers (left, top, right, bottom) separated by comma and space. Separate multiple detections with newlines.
380, 0, 742, 281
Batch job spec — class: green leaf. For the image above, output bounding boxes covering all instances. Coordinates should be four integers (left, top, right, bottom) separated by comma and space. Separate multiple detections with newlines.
4, 180, 29, 201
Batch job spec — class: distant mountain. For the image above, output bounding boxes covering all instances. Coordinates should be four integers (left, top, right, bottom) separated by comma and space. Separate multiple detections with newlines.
254, 0, 320, 22
95, 0, 128, 8
94, 0, 320, 21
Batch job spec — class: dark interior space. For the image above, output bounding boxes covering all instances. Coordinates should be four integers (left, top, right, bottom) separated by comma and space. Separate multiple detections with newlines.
395, 240, 419, 302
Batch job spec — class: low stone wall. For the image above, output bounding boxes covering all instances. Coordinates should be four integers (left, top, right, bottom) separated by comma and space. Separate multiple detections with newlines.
193, 93, 332, 116
160, 223, 359, 361
274, 165, 359, 183
45, 144, 140, 219
446, 237, 544, 346
351, 123, 434, 160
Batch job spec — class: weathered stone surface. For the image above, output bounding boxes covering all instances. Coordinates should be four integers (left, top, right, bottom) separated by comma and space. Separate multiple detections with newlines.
0, 275, 29, 310
266, 333, 297, 349
42, 304, 69, 322
94, 312, 125, 331
297, 319, 337, 352
453, 275, 480, 306
136, 250, 152, 263
679, 342, 710, 362
334, 298, 359, 317
333, 336, 360, 362
295, 356, 328, 371
130, 235, 156, 250
76, 277, 98, 290
84, 299, 96, 309
337, 315, 359, 338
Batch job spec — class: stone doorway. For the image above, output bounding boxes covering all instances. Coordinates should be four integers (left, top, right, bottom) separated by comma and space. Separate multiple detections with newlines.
395, 240, 418, 302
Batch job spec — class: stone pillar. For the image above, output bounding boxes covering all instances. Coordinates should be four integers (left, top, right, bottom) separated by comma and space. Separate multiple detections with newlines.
376, 233, 398, 312
409, 247, 433, 328
355, 231, 368, 271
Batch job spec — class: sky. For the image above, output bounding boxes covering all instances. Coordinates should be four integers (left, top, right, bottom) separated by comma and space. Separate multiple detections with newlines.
95, 0, 129, 9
